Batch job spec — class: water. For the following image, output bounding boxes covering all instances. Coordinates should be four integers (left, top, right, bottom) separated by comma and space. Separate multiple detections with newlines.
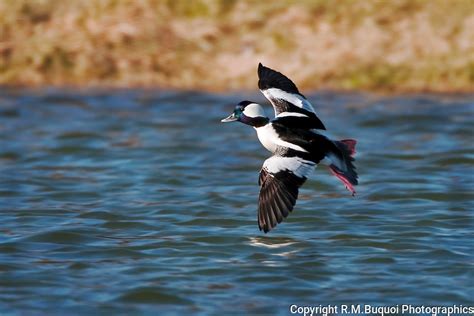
0, 88, 473, 314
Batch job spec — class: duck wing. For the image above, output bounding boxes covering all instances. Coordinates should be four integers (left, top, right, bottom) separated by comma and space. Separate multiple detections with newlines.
257, 63, 326, 130
257, 155, 316, 233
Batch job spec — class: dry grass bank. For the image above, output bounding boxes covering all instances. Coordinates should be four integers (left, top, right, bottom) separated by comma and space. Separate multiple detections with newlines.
1, 0, 473, 92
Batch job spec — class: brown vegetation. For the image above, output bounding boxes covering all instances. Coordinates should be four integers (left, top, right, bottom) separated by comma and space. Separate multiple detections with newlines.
1, 0, 473, 92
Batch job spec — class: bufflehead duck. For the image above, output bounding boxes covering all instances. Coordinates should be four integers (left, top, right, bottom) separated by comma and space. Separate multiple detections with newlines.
222, 63, 358, 233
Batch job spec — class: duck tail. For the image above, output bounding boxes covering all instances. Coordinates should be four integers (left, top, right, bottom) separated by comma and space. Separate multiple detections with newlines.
327, 139, 358, 196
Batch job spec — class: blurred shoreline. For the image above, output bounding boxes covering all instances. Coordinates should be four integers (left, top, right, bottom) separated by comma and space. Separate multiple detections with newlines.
1, 0, 473, 93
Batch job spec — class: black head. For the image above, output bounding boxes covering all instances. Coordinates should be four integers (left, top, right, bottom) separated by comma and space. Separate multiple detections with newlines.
221, 101, 269, 127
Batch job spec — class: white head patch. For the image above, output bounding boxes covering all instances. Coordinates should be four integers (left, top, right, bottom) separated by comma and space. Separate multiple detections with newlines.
243, 103, 266, 118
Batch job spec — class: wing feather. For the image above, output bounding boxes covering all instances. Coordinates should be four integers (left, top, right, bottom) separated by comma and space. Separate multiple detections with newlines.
257, 156, 316, 233
257, 63, 326, 130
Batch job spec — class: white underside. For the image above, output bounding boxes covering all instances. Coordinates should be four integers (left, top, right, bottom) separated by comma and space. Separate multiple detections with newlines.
254, 124, 307, 153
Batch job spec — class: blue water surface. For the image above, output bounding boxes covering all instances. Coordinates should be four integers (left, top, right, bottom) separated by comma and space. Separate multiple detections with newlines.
0, 88, 473, 314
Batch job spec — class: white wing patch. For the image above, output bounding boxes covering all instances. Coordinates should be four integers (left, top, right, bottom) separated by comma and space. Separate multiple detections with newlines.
262, 88, 316, 116
263, 156, 316, 178
276, 112, 308, 118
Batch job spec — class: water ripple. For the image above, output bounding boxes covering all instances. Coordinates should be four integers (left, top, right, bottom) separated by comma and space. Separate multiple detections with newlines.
0, 89, 472, 314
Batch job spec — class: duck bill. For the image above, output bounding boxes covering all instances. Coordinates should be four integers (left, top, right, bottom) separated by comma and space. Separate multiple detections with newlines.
221, 113, 238, 123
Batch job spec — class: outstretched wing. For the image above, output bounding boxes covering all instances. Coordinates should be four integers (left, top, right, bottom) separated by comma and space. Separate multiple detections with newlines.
258, 155, 316, 233
258, 63, 326, 130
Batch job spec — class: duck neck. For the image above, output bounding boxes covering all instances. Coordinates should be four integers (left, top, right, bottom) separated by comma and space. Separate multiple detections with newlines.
250, 117, 270, 128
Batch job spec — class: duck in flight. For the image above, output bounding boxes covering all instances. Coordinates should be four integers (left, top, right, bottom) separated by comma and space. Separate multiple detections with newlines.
221, 63, 358, 233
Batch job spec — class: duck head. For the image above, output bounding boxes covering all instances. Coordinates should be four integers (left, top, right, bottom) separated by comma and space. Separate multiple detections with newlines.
221, 101, 269, 127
